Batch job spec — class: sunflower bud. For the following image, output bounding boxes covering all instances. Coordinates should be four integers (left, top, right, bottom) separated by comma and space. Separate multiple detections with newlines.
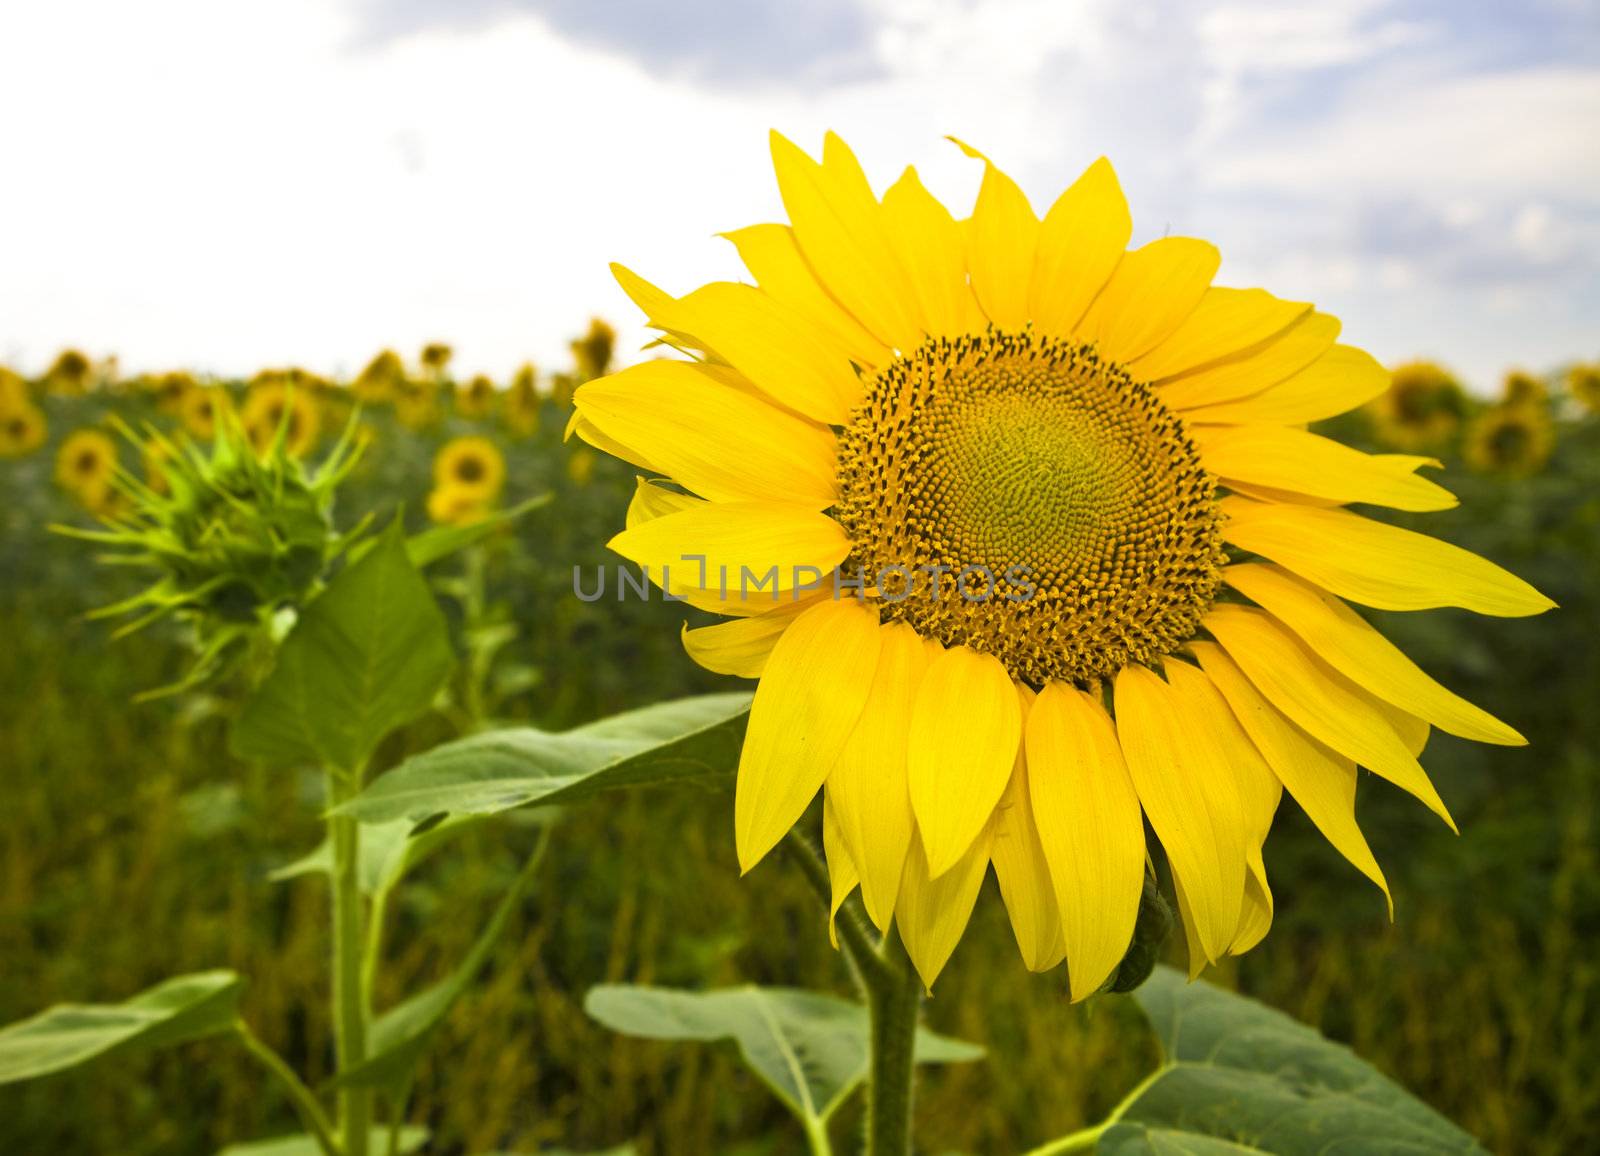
1104, 871, 1175, 995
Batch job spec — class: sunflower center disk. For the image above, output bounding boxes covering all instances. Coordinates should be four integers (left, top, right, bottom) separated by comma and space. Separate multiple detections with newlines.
835, 330, 1225, 687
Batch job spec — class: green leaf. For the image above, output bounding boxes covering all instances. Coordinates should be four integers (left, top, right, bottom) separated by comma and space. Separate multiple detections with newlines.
1093, 966, 1485, 1155
231, 519, 455, 770
405, 493, 552, 568
217, 1127, 428, 1156
583, 985, 982, 1125
266, 813, 483, 896
328, 823, 553, 1093
0, 970, 242, 1084
338, 692, 752, 824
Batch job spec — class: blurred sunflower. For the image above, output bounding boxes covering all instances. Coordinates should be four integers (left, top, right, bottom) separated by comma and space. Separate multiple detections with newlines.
148, 371, 197, 415
433, 435, 505, 500
241, 382, 321, 457
1465, 404, 1554, 477
143, 438, 176, 496
575, 132, 1554, 992
1368, 360, 1468, 451
180, 386, 223, 440
506, 363, 541, 437
0, 366, 31, 408
395, 379, 440, 429
55, 428, 121, 510
571, 318, 617, 382
42, 349, 95, 396
420, 342, 454, 382
1500, 369, 1547, 408
456, 374, 499, 419
426, 483, 493, 527
0, 403, 48, 458
352, 349, 405, 403
1564, 362, 1600, 414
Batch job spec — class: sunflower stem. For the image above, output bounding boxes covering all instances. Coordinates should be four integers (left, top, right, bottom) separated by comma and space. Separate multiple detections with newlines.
782, 827, 886, 994
327, 765, 372, 1156
865, 928, 922, 1156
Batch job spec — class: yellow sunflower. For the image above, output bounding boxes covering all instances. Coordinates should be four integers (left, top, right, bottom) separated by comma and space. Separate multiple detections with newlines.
0, 403, 48, 458
573, 132, 1555, 993
456, 374, 499, 419
1500, 369, 1547, 408
180, 386, 223, 440
241, 382, 321, 457
426, 483, 493, 527
433, 435, 505, 500
571, 318, 617, 382
1368, 360, 1468, 451
149, 370, 197, 415
1464, 404, 1554, 477
1564, 362, 1600, 414
506, 363, 541, 437
1, 366, 31, 409
353, 349, 405, 403
56, 428, 121, 507
420, 342, 454, 381
42, 349, 94, 395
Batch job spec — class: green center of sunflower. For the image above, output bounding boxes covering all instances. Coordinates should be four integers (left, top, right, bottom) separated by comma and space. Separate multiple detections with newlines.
834, 330, 1224, 687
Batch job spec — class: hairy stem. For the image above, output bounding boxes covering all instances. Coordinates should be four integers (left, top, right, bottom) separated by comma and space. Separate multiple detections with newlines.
327, 766, 371, 1156
865, 929, 922, 1156
233, 1022, 341, 1156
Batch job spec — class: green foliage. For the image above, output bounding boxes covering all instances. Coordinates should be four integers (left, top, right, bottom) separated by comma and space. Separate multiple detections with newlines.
0, 971, 241, 1084
231, 520, 455, 770
339, 692, 752, 824
584, 984, 981, 1128
217, 1127, 429, 1156
1091, 966, 1485, 1155
403, 493, 552, 569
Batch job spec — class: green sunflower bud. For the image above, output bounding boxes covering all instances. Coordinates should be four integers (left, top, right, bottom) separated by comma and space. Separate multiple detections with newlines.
1105, 871, 1176, 995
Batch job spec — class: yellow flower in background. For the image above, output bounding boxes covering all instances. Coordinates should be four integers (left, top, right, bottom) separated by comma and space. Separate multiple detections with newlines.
549, 372, 578, 408
1565, 362, 1600, 414
0, 403, 48, 458
180, 386, 224, 440
506, 363, 541, 437
395, 379, 440, 429
1368, 360, 1468, 451
433, 435, 505, 500
420, 342, 454, 382
43, 349, 95, 396
456, 374, 499, 419
426, 483, 494, 527
55, 428, 120, 506
574, 132, 1555, 992
148, 371, 196, 415
241, 382, 321, 457
1, 366, 31, 409
1465, 405, 1554, 478
353, 349, 405, 403
1500, 369, 1547, 408
143, 438, 176, 496
571, 318, 617, 383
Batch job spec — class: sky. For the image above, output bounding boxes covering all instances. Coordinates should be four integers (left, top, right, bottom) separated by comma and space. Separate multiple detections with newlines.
1, 0, 1596, 391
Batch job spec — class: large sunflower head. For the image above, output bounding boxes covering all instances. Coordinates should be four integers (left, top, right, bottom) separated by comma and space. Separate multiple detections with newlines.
433, 435, 505, 499
574, 132, 1553, 993
1368, 360, 1468, 451
0, 403, 48, 458
1464, 404, 1555, 477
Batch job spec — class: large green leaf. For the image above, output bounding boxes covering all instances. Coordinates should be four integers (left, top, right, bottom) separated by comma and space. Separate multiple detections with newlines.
583, 984, 982, 1125
217, 1127, 428, 1156
0, 970, 242, 1084
328, 823, 553, 1093
1092, 966, 1485, 1155
337, 692, 752, 824
232, 519, 455, 770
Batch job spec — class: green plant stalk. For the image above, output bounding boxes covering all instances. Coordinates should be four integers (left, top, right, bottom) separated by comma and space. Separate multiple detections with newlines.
1017, 1066, 1166, 1156
864, 929, 921, 1156
328, 765, 372, 1156
233, 1022, 341, 1156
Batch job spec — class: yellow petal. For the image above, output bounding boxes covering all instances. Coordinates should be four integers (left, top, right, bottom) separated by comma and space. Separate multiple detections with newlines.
721, 223, 889, 370
950, 138, 1037, 330
1132, 288, 1310, 381
907, 645, 1023, 877
1203, 603, 1456, 830
990, 686, 1067, 972
1225, 563, 1523, 745
1182, 345, 1390, 425
608, 500, 851, 612
1220, 496, 1556, 617
1189, 640, 1391, 914
1197, 425, 1457, 512
570, 411, 659, 474
1169, 863, 1208, 979
1160, 311, 1340, 411
1113, 664, 1246, 966
576, 360, 838, 507
896, 820, 993, 990
822, 791, 860, 948
1029, 157, 1131, 338
770, 131, 923, 353
625, 477, 703, 530
680, 595, 824, 678
736, 598, 882, 871
881, 166, 983, 338
1234, 844, 1275, 955
1026, 683, 1146, 1001
828, 622, 929, 931
1077, 237, 1220, 364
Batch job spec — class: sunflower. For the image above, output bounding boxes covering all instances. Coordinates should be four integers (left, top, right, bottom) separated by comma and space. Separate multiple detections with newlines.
395, 379, 440, 429
573, 132, 1554, 993
1564, 362, 1600, 414
0, 403, 48, 458
433, 436, 505, 500
1367, 360, 1468, 451
571, 318, 617, 383
353, 349, 405, 403
55, 428, 121, 509
420, 342, 454, 381
241, 382, 321, 457
506, 363, 541, 437
42, 349, 94, 395
148, 371, 197, 415
426, 483, 493, 527
456, 374, 499, 419
1500, 369, 1547, 408
0, 366, 31, 409
180, 386, 223, 440
1465, 404, 1554, 477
